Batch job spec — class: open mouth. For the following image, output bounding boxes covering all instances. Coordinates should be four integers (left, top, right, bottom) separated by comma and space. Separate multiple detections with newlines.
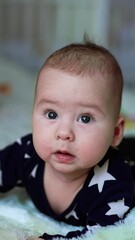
56, 150, 72, 155
54, 150, 74, 163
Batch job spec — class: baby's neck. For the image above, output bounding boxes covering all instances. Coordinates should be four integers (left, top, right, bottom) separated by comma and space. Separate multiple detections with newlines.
44, 163, 89, 214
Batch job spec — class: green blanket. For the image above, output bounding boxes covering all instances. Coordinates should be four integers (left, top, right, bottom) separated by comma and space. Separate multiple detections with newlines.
0, 188, 135, 240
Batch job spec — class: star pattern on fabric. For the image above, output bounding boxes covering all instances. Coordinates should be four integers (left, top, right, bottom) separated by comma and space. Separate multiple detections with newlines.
24, 153, 31, 159
65, 205, 79, 220
88, 159, 116, 193
16, 179, 22, 184
106, 199, 129, 218
29, 164, 38, 178
26, 140, 31, 145
16, 138, 22, 145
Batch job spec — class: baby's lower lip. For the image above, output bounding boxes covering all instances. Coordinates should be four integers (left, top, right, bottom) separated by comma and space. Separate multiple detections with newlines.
54, 151, 74, 163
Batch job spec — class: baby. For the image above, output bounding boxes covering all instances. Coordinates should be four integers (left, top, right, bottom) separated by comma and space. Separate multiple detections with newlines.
0, 38, 134, 239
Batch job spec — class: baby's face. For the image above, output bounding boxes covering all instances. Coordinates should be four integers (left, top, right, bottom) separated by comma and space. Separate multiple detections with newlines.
32, 68, 121, 178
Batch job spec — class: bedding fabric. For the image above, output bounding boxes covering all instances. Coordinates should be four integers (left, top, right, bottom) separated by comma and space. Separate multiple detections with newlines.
0, 188, 135, 240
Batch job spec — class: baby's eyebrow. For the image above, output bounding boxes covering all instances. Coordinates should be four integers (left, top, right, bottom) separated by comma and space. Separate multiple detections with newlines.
36, 98, 61, 106
78, 102, 104, 114
36, 98, 105, 116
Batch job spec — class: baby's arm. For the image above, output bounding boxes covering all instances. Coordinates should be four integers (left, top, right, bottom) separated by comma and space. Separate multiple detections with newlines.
0, 134, 33, 192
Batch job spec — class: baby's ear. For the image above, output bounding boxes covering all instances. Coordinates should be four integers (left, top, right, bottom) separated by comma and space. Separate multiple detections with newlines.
111, 116, 125, 147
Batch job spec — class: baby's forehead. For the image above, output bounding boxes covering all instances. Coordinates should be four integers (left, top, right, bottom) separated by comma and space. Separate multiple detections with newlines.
36, 67, 121, 113
38, 67, 115, 97
38, 66, 114, 89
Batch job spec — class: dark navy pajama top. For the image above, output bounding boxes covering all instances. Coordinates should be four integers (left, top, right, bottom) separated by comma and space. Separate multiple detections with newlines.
0, 134, 134, 239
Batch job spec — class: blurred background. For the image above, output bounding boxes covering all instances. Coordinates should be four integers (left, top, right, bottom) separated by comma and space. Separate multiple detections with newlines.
0, 0, 135, 148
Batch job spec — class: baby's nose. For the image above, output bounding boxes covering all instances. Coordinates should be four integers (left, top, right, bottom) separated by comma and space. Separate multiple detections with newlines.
55, 124, 75, 141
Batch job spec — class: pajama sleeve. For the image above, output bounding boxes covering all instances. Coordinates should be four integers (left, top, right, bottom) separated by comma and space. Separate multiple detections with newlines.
0, 134, 33, 191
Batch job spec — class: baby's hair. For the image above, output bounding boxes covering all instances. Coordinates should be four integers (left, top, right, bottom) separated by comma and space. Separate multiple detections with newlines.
37, 35, 123, 117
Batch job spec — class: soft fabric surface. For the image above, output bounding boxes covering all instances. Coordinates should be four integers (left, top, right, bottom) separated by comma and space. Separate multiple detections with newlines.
0, 188, 135, 240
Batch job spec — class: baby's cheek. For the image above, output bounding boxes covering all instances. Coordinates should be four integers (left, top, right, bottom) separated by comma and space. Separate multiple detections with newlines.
76, 142, 100, 166
40, 143, 52, 161
33, 136, 52, 161
76, 144, 90, 160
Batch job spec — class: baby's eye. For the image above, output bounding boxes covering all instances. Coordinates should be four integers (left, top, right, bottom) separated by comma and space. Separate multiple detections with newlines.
78, 115, 93, 124
45, 111, 58, 120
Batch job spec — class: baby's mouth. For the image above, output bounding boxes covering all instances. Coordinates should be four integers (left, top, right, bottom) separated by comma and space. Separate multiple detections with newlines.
56, 150, 72, 155
54, 150, 74, 163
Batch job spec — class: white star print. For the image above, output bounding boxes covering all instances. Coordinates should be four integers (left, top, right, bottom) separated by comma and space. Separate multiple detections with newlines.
106, 199, 129, 218
30, 164, 38, 178
88, 160, 116, 193
65, 205, 79, 220
16, 138, 22, 145
24, 153, 31, 159
27, 140, 31, 145
16, 179, 22, 184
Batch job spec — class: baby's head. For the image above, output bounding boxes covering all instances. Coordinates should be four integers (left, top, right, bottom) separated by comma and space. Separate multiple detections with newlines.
33, 38, 125, 162
38, 38, 123, 119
